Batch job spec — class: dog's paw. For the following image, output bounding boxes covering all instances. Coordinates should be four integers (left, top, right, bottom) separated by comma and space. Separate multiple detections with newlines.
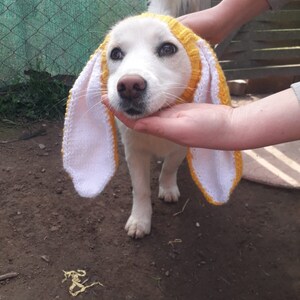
125, 215, 151, 239
158, 185, 180, 203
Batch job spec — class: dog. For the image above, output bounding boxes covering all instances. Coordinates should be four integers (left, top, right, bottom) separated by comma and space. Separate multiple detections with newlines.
106, 17, 191, 238
63, 13, 242, 240
107, 1, 203, 238
148, 0, 204, 17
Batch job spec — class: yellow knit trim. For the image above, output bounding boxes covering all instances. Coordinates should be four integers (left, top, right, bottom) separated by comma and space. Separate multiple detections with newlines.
216, 59, 230, 106
61, 91, 73, 156
65, 91, 72, 119
138, 13, 201, 103
99, 36, 119, 169
232, 150, 243, 192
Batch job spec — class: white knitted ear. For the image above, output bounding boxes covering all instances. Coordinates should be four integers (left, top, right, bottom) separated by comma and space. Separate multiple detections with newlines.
62, 50, 117, 198
187, 39, 242, 205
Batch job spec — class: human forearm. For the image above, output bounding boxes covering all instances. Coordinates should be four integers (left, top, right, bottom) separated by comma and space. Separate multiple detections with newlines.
228, 88, 300, 150
214, 0, 270, 40
179, 0, 270, 44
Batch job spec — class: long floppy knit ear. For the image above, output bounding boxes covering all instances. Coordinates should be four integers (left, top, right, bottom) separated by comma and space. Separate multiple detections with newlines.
187, 38, 243, 205
62, 49, 118, 198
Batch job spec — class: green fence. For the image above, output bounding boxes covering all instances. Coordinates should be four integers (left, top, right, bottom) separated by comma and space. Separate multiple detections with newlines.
0, 0, 147, 88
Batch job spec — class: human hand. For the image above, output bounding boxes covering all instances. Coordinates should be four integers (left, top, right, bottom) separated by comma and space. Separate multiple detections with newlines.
178, 9, 226, 44
102, 95, 232, 149
177, 0, 270, 45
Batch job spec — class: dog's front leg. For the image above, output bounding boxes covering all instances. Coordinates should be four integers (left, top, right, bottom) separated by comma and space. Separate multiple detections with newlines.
124, 151, 152, 239
159, 148, 186, 202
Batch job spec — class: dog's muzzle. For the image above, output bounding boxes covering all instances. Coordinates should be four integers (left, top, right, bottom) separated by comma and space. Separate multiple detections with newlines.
117, 74, 147, 116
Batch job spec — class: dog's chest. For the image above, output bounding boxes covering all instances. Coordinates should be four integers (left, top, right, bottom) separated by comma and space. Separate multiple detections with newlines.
117, 121, 186, 158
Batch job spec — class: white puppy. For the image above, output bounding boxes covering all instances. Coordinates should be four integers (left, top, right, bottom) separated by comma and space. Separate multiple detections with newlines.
63, 13, 241, 238
106, 17, 192, 238
148, 0, 204, 17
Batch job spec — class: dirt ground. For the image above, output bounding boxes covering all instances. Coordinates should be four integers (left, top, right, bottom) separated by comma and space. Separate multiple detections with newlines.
0, 120, 299, 300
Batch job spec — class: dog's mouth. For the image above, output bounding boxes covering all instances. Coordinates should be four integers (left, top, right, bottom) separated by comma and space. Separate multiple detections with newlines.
122, 96, 176, 118
125, 108, 144, 116
119, 99, 147, 118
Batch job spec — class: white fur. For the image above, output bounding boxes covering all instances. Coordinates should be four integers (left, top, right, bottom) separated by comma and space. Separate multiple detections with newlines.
106, 17, 192, 238
148, 0, 204, 17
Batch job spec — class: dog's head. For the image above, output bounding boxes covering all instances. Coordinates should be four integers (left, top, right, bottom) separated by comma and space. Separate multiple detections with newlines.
103, 15, 200, 118
105, 17, 194, 117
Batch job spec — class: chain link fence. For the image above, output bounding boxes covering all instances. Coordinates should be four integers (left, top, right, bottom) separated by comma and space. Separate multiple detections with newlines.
0, 0, 147, 88
0, 0, 147, 119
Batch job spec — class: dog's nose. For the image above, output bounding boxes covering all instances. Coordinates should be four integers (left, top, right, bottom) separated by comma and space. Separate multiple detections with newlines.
117, 75, 147, 100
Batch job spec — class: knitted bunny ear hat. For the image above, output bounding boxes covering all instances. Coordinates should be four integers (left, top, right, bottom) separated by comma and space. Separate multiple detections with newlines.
62, 13, 243, 205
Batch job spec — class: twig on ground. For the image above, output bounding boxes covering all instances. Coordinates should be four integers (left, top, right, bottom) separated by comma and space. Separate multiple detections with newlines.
173, 198, 190, 217
151, 276, 162, 290
219, 276, 231, 286
168, 239, 182, 248
0, 272, 19, 281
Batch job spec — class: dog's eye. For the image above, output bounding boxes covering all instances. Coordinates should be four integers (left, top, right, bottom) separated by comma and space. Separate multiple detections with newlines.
157, 43, 178, 57
110, 47, 125, 60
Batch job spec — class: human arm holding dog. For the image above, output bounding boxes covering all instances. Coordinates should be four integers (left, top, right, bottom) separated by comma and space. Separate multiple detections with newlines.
102, 87, 300, 150
102, 0, 300, 150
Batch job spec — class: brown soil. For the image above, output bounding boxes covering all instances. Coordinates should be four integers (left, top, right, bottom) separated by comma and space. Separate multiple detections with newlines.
0, 121, 299, 300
